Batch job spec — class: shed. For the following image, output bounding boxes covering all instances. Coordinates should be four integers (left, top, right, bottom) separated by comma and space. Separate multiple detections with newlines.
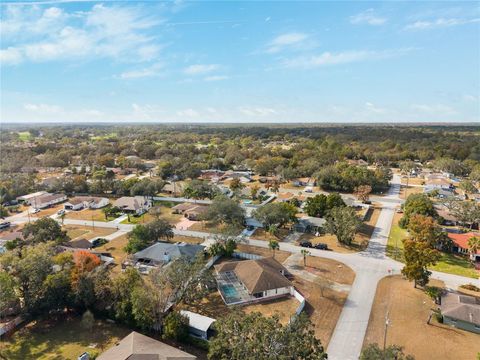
180, 310, 216, 340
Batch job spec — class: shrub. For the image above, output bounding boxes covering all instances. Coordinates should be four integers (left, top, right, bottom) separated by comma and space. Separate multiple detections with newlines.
460, 284, 480, 292
162, 311, 189, 342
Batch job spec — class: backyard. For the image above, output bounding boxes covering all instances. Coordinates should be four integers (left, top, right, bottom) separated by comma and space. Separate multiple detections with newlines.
363, 275, 480, 360
94, 233, 129, 274
387, 214, 478, 279
237, 243, 292, 263
0, 316, 130, 360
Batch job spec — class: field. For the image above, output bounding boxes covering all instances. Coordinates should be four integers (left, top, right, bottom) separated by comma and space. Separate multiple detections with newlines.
66, 208, 113, 222
237, 243, 292, 263
0, 316, 131, 360
121, 206, 183, 225
63, 225, 116, 241
299, 206, 381, 253
386, 214, 478, 278
363, 276, 480, 360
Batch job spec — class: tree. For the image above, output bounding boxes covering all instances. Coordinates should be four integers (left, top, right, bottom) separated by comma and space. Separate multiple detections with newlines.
203, 195, 245, 227
149, 205, 163, 220
301, 249, 311, 266
325, 206, 362, 245
304, 194, 328, 217
326, 193, 345, 209
459, 180, 477, 195
252, 202, 297, 229
162, 311, 189, 341
229, 178, 245, 193
125, 219, 174, 254
22, 217, 69, 245
468, 236, 480, 261
268, 239, 279, 258
208, 235, 237, 257
399, 194, 437, 228
0, 271, 19, 318
81, 309, 95, 332
402, 238, 440, 288
208, 311, 327, 360
59, 212, 66, 225
182, 180, 219, 200
361, 343, 415, 360
250, 184, 259, 200
112, 268, 144, 326
446, 200, 480, 230
354, 185, 372, 203
407, 214, 443, 246
0, 242, 55, 314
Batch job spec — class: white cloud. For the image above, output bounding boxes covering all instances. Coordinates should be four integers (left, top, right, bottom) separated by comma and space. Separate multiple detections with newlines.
283, 49, 412, 68
365, 102, 386, 114
118, 63, 164, 79
204, 75, 229, 81
0, 4, 164, 65
350, 9, 387, 26
266, 32, 309, 53
183, 64, 219, 75
404, 17, 480, 30
24, 103, 63, 113
239, 107, 277, 117
177, 108, 199, 117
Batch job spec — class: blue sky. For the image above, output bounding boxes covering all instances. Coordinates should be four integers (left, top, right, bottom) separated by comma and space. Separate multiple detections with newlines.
1, 0, 479, 123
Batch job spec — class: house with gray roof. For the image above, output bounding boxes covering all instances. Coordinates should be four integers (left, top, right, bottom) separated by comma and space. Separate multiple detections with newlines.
128, 242, 205, 273
440, 292, 480, 334
113, 196, 152, 215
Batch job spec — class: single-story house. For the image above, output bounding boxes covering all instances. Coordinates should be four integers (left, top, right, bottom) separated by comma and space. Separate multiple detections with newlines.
66, 238, 93, 250
127, 242, 205, 273
97, 331, 197, 360
424, 177, 454, 193
440, 292, 480, 334
16, 191, 47, 204
113, 196, 152, 215
172, 203, 197, 214
64, 196, 109, 211
215, 257, 294, 305
292, 177, 316, 187
293, 216, 326, 234
435, 206, 459, 226
180, 310, 216, 340
162, 182, 183, 195
276, 192, 295, 202
184, 205, 209, 221
347, 159, 369, 167
447, 232, 480, 262
29, 193, 67, 209
245, 217, 263, 229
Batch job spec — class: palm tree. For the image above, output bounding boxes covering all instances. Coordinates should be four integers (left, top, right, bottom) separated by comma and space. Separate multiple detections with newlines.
301, 249, 311, 267
59, 212, 66, 225
101, 205, 112, 221
467, 236, 480, 262
268, 239, 280, 258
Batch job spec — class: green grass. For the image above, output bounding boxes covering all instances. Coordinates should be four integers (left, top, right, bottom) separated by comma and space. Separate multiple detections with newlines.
17, 131, 32, 141
0, 316, 130, 360
90, 132, 117, 141
387, 224, 478, 279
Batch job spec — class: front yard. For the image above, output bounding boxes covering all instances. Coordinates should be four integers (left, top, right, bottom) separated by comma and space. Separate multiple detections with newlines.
0, 316, 131, 360
63, 225, 117, 241
66, 208, 113, 222
363, 275, 480, 360
387, 214, 478, 279
120, 206, 183, 225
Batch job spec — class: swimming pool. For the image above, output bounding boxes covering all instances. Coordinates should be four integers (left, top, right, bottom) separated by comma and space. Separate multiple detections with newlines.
220, 284, 238, 298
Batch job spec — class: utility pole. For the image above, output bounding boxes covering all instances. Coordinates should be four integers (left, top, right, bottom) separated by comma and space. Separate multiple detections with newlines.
383, 310, 390, 353
92, 215, 95, 230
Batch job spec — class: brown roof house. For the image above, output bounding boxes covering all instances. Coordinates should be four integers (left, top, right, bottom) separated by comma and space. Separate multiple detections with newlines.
114, 196, 152, 215
214, 257, 293, 305
97, 331, 197, 360
440, 292, 480, 334
172, 203, 209, 221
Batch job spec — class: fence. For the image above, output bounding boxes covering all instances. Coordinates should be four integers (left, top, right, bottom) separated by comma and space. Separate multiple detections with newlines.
232, 252, 263, 260
293, 289, 306, 316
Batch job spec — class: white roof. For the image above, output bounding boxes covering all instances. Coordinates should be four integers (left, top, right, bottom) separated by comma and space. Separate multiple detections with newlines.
17, 191, 47, 201
180, 310, 215, 333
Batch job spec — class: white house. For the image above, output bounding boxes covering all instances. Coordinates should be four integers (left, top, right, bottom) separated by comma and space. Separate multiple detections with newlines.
30, 193, 67, 209
64, 196, 110, 211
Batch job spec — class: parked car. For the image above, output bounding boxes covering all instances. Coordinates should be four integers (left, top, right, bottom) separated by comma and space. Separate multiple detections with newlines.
32, 208, 40, 214
57, 209, 66, 216
0, 222, 11, 230
314, 243, 328, 250
299, 241, 313, 248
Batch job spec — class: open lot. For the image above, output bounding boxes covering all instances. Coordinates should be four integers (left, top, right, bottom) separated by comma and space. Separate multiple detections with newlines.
63, 225, 116, 241
121, 206, 183, 225
400, 177, 425, 186
293, 277, 348, 347
297, 256, 355, 285
237, 243, 292, 263
0, 316, 131, 360
387, 214, 478, 279
188, 221, 243, 235
95, 234, 129, 274
66, 208, 113, 222
399, 185, 424, 199
34, 204, 65, 217
363, 276, 480, 360
299, 206, 381, 253
250, 228, 290, 242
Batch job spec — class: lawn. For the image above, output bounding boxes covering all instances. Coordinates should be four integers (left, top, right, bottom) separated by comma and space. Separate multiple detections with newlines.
17, 131, 32, 141
0, 315, 130, 360
188, 221, 243, 235
386, 214, 478, 279
63, 225, 116, 241
237, 243, 292, 263
121, 206, 183, 225
399, 185, 424, 199
363, 275, 480, 360
298, 256, 355, 285
95, 234, 129, 274
242, 296, 299, 325
250, 228, 290, 242
66, 208, 113, 222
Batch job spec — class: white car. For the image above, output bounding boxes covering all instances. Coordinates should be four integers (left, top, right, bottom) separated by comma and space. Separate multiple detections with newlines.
57, 209, 66, 216
32, 208, 40, 214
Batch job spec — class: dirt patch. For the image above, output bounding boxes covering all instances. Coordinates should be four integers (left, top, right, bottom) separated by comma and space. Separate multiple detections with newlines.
298, 256, 355, 285
250, 228, 290, 242
243, 296, 299, 325
293, 276, 348, 347
237, 244, 291, 263
363, 275, 480, 360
